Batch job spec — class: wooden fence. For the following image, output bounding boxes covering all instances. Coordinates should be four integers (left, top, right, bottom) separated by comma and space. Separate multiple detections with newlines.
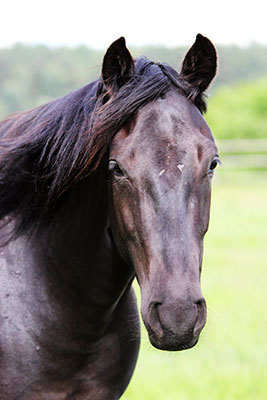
217, 139, 267, 169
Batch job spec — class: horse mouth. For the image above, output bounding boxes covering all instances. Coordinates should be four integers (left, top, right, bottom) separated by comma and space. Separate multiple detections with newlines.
146, 324, 199, 351
142, 296, 207, 351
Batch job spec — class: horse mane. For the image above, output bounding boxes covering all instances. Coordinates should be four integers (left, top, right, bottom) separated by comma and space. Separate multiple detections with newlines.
0, 57, 206, 235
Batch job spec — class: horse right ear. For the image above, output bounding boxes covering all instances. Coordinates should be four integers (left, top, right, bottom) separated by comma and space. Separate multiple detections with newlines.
102, 37, 135, 95
180, 34, 217, 95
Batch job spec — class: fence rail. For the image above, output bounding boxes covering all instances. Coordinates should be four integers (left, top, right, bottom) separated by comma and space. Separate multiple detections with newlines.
217, 139, 267, 169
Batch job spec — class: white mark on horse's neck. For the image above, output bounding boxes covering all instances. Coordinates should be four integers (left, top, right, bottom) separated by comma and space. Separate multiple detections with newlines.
177, 164, 184, 173
159, 169, 166, 177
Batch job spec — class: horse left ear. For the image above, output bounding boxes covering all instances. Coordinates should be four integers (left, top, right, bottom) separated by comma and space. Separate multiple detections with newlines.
102, 37, 135, 94
180, 34, 217, 94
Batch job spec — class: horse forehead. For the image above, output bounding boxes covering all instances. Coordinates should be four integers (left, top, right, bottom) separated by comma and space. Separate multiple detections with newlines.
112, 91, 214, 162
137, 92, 190, 133
131, 92, 209, 150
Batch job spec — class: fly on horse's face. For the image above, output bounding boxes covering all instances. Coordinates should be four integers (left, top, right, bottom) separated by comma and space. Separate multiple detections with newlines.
107, 37, 218, 351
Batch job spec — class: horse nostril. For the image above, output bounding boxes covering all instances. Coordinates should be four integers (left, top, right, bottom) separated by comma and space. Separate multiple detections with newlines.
150, 302, 162, 322
196, 298, 205, 309
194, 298, 207, 337
149, 302, 163, 337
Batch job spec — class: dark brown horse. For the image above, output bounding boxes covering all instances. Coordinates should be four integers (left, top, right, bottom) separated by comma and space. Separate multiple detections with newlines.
0, 34, 218, 399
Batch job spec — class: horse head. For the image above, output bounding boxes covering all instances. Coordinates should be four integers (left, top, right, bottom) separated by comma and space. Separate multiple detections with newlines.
104, 35, 218, 351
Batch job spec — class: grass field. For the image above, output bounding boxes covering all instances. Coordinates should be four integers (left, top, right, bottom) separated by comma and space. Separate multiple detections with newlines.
123, 169, 267, 400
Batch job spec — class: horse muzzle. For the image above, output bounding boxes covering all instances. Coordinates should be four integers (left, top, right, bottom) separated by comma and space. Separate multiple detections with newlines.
142, 297, 207, 351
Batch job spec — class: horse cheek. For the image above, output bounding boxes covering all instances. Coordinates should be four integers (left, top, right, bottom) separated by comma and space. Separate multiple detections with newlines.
110, 185, 137, 260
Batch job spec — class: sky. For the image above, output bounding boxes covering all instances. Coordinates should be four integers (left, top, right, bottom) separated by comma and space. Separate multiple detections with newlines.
1, 0, 267, 49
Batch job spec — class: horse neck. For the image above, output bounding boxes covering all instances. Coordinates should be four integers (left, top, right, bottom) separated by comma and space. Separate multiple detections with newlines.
28, 169, 134, 317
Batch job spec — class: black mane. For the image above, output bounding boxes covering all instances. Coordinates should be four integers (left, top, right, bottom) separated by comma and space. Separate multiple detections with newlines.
0, 57, 207, 235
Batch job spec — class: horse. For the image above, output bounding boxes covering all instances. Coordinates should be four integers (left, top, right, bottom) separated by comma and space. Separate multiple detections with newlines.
0, 34, 218, 399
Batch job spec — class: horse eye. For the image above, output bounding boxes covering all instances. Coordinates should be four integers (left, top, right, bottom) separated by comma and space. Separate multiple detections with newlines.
209, 160, 218, 171
209, 157, 220, 173
108, 160, 124, 177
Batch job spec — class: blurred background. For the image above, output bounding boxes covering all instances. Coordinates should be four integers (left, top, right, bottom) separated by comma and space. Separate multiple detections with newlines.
0, 1, 266, 399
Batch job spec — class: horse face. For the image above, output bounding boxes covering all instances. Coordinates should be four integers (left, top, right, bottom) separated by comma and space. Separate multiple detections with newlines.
108, 90, 219, 351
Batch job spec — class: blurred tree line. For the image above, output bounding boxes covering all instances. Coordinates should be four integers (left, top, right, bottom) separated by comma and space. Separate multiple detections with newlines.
0, 44, 103, 116
1, 42, 267, 139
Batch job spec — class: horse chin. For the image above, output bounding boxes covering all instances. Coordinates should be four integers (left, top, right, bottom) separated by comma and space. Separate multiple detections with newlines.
146, 325, 199, 351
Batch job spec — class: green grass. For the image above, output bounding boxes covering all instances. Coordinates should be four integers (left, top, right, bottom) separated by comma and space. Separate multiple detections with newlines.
123, 169, 267, 400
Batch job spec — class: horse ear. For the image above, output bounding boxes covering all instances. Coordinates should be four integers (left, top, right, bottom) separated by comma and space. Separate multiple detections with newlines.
180, 34, 217, 94
102, 37, 135, 94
